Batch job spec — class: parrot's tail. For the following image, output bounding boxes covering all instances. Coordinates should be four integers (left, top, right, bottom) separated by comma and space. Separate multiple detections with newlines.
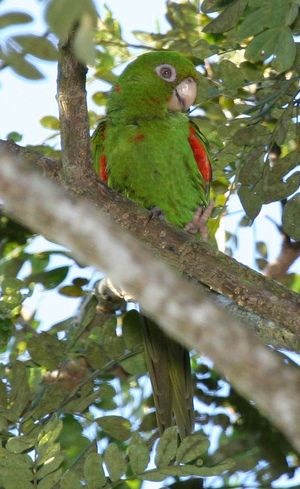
141, 315, 194, 440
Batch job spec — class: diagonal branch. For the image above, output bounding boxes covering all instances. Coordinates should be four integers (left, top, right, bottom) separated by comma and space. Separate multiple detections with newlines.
0, 136, 299, 350
0, 150, 300, 454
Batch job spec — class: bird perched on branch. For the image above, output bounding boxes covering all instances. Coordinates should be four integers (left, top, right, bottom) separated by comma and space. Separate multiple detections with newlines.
92, 50, 212, 439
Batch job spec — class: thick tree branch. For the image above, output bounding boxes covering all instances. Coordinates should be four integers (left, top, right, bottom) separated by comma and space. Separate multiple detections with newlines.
0, 139, 61, 179
0, 151, 300, 453
0, 137, 299, 347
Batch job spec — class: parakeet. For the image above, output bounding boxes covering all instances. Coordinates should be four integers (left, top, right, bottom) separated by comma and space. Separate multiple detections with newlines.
92, 51, 212, 439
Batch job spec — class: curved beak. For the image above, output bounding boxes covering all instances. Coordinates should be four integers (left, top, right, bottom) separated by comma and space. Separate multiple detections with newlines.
168, 77, 197, 112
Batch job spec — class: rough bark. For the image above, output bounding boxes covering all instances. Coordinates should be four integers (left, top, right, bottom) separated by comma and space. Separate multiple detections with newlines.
1, 151, 300, 454
56, 30, 95, 188
0, 137, 299, 349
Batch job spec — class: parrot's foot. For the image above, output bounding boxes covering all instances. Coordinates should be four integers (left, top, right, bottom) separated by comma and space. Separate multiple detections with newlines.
147, 206, 165, 223
184, 200, 215, 243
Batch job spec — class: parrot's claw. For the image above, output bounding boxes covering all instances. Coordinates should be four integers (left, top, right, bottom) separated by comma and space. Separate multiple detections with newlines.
147, 206, 165, 223
184, 200, 214, 243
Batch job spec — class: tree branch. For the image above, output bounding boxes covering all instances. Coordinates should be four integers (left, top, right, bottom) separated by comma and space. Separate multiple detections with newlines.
57, 29, 95, 187
0, 137, 299, 348
0, 150, 300, 453
263, 232, 300, 280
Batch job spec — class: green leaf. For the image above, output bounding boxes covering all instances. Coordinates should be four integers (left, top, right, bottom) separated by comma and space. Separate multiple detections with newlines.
84, 453, 106, 489
9, 361, 30, 419
73, 277, 89, 287
239, 0, 293, 39
0, 380, 7, 407
128, 432, 150, 475
141, 457, 235, 481
1, 476, 33, 489
271, 27, 296, 73
5, 51, 43, 80
6, 435, 36, 454
6, 131, 22, 142
155, 427, 178, 468
37, 468, 62, 489
239, 147, 264, 185
45, 0, 98, 41
27, 332, 66, 369
27, 252, 50, 274
0, 450, 33, 488
245, 28, 279, 62
192, 38, 216, 59
237, 7, 270, 40
256, 241, 268, 259
38, 416, 63, 445
96, 415, 131, 441
32, 384, 68, 421
256, 258, 268, 270
263, 172, 300, 204
1, 277, 25, 315
59, 285, 84, 297
282, 193, 300, 240
36, 442, 61, 466
102, 317, 126, 360
36, 454, 64, 481
104, 443, 127, 482
201, 0, 236, 14
275, 104, 294, 146
219, 59, 245, 89
40, 116, 60, 130
267, 150, 300, 181
239, 61, 261, 82
288, 273, 300, 293
120, 352, 147, 376
0, 12, 33, 28
86, 342, 110, 369
60, 471, 82, 489
176, 432, 210, 464
25, 265, 69, 289
245, 26, 296, 72
238, 185, 262, 220
92, 92, 109, 106
122, 310, 143, 351
12, 35, 59, 61
78, 294, 98, 330
232, 125, 271, 146
74, 13, 97, 66
202, 0, 247, 33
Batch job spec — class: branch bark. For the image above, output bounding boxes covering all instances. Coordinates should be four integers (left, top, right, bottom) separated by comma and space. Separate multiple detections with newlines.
0, 137, 299, 351
57, 30, 95, 187
0, 150, 300, 454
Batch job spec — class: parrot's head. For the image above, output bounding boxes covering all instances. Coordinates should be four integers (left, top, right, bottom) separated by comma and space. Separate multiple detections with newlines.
107, 51, 199, 120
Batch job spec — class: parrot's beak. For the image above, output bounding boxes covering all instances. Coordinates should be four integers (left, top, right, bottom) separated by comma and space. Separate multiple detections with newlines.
168, 77, 197, 112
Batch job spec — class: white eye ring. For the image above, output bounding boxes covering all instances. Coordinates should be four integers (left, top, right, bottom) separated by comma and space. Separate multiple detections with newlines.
155, 63, 177, 82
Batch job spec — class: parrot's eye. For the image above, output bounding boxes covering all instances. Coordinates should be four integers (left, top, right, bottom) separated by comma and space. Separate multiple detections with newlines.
156, 64, 177, 82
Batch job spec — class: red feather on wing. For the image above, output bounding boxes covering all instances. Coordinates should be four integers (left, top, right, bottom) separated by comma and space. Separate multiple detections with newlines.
188, 125, 211, 184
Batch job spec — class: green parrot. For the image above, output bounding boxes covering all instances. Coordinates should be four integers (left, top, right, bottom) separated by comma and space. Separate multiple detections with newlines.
92, 51, 212, 439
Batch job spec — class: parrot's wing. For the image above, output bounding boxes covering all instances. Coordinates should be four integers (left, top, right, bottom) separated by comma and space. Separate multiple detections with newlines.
140, 316, 173, 435
188, 119, 212, 198
91, 118, 108, 182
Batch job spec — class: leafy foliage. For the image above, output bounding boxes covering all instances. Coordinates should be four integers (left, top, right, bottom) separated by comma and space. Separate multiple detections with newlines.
1, 0, 300, 488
